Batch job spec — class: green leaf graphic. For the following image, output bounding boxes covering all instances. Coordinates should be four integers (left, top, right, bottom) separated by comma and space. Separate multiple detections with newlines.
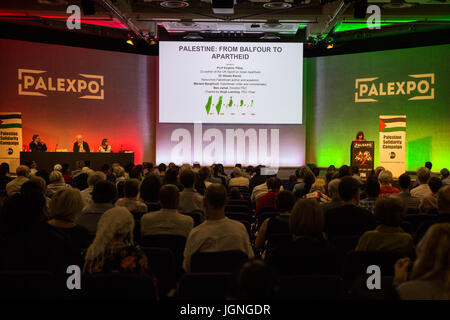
228, 97, 233, 108
205, 95, 212, 114
240, 99, 243, 107
215, 96, 223, 115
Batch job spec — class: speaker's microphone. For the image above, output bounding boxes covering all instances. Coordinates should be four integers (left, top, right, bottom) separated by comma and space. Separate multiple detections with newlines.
55, 144, 58, 152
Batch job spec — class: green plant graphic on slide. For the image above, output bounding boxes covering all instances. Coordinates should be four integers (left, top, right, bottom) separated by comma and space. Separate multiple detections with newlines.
205, 95, 212, 114
204, 96, 254, 115
215, 96, 223, 115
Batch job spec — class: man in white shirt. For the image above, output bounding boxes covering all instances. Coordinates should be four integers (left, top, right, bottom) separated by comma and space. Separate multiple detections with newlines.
178, 169, 204, 214
6, 165, 30, 197
228, 167, 250, 188
411, 167, 433, 201
141, 184, 193, 238
183, 184, 254, 273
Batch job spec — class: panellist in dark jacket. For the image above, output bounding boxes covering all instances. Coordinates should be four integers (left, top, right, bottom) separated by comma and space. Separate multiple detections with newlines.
73, 135, 90, 153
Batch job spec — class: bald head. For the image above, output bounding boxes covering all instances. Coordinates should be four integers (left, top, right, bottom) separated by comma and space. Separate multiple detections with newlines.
437, 185, 450, 214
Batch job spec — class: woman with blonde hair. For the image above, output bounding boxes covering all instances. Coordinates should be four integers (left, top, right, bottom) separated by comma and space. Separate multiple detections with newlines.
394, 223, 450, 299
46, 170, 71, 198
84, 206, 150, 275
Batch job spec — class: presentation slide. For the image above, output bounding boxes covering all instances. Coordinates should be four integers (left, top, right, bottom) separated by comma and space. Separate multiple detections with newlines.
159, 41, 303, 124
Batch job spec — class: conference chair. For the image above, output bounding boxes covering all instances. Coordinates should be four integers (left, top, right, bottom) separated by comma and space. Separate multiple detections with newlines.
265, 233, 292, 253
190, 250, 248, 273
226, 212, 252, 223
278, 275, 345, 299
225, 204, 251, 214
342, 250, 405, 290
257, 209, 280, 228
227, 199, 252, 211
142, 247, 176, 299
331, 235, 361, 258
82, 273, 157, 300
0, 270, 58, 299
177, 272, 233, 300
181, 209, 205, 227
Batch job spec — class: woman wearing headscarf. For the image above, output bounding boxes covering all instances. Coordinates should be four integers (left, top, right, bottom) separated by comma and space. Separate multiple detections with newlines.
84, 206, 150, 275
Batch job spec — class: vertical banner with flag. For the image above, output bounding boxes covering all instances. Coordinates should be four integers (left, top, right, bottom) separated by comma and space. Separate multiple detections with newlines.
0, 112, 23, 173
379, 115, 406, 178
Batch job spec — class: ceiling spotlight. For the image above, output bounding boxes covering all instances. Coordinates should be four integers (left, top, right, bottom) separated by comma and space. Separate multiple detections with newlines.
160, 1, 190, 8
183, 32, 204, 40
259, 33, 281, 40
263, 2, 293, 9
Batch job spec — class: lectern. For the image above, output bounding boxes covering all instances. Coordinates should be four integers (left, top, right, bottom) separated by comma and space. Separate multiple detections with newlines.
351, 141, 374, 178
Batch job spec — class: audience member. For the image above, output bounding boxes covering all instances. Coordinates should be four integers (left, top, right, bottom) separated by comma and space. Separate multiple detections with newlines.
255, 190, 296, 250
392, 173, 420, 213
6, 165, 30, 197
178, 169, 204, 214
84, 206, 151, 275
356, 197, 413, 256
60, 163, 73, 185
249, 166, 267, 193
80, 171, 106, 207
419, 176, 442, 213
0, 163, 13, 198
411, 167, 432, 200
116, 179, 148, 215
359, 177, 380, 214
255, 177, 282, 216
267, 199, 339, 276
163, 167, 184, 191
234, 259, 279, 299
440, 168, 450, 186
182, 184, 254, 273
76, 181, 117, 235
46, 170, 71, 198
378, 170, 400, 197
140, 174, 161, 211
292, 166, 316, 198
305, 183, 331, 203
141, 184, 193, 238
321, 178, 343, 216
229, 167, 250, 188
324, 176, 377, 240
414, 185, 450, 244
394, 223, 450, 300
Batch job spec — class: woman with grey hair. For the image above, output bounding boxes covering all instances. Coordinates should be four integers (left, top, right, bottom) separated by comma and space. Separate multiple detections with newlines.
84, 206, 151, 275
46, 170, 71, 198
378, 170, 400, 197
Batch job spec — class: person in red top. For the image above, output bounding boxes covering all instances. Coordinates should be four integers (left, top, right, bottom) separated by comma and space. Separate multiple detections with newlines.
255, 177, 282, 216
378, 169, 400, 197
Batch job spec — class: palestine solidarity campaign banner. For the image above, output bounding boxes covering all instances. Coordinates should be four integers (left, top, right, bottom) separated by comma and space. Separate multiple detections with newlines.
0, 113, 23, 172
379, 115, 406, 178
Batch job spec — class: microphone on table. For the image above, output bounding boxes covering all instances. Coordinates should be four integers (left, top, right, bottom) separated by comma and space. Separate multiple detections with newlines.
54, 144, 58, 152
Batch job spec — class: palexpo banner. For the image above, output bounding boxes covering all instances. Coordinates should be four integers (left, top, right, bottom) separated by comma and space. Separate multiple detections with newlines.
379, 115, 406, 177
0, 112, 23, 172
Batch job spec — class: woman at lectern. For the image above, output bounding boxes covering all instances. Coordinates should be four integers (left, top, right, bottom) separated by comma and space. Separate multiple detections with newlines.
98, 138, 112, 153
355, 131, 366, 141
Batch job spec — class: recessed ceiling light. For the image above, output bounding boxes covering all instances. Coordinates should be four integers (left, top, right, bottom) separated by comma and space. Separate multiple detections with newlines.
263, 2, 293, 10
160, 1, 190, 9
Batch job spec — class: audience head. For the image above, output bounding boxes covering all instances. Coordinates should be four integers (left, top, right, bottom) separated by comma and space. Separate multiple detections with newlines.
417, 167, 431, 184
49, 189, 84, 222
290, 199, 324, 239
374, 166, 385, 178
75, 160, 85, 170
204, 184, 227, 216
235, 259, 279, 299
85, 207, 135, 264
440, 168, 449, 179
338, 176, 360, 204
425, 161, 432, 170
411, 223, 450, 294
266, 177, 282, 191
398, 173, 411, 190
310, 183, 325, 194
366, 177, 381, 198
312, 167, 320, 177
159, 184, 180, 210
29, 176, 46, 194
140, 174, 161, 203
437, 185, 450, 214
113, 165, 125, 178
351, 166, 359, 175
158, 163, 167, 173
180, 169, 195, 189
0, 162, 10, 176
429, 176, 442, 194
374, 197, 405, 227
338, 165, 351, 178
123, 179, 140, 198
275, 190, 296, 213
92, 180, 117, 204
232, 167, 242, 177
327, 179, 341, 199
16, 165, 30, 178
73, 172, 88, 191
198, 167, 210, 182
164, 167, 179, 184
87, 171, 106, 187
229, 187, 242, 200
49, 170, 64, 184
378, 170, 393, 186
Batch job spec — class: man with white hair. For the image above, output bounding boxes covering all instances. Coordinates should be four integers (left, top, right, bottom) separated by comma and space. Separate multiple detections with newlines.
73, 135, 90, 153
411, 167, 432, 201
6, 165, 30, 197
321, 179, 343, 215
228, 167, 250, 188
80, 171, 106, 207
